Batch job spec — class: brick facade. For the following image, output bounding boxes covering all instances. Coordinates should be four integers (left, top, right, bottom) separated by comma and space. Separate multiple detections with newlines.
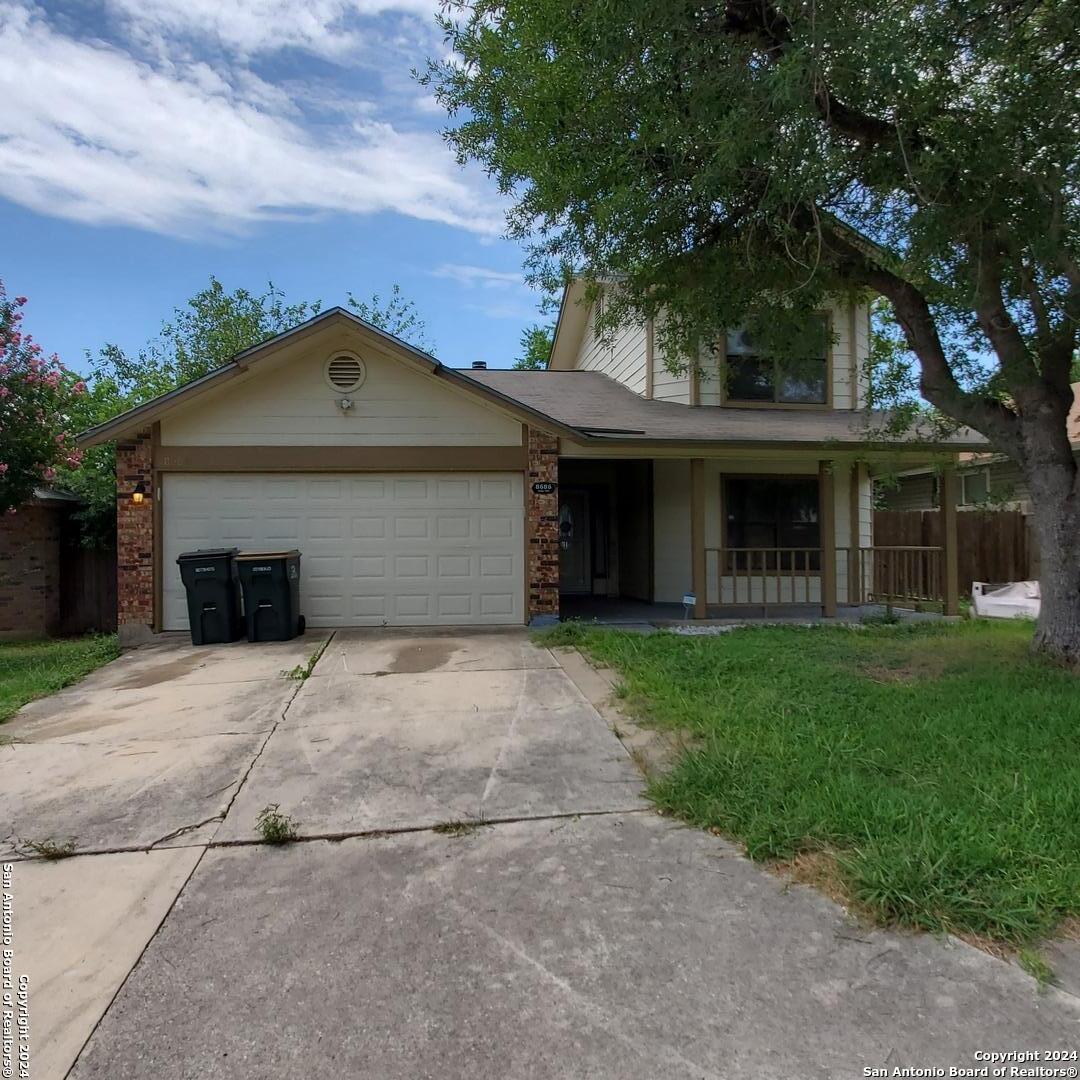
0, 503, 64, 639
116, 429, 155, 631
526, 426, 560, 622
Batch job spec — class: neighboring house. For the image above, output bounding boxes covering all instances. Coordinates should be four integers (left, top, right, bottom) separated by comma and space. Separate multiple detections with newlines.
0, 488, 80, 639
79, 296, 983, 642
878, 382, 1080, 512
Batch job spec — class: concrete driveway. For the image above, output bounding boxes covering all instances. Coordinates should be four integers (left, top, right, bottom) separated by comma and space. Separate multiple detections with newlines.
4, 629, 1078, 1079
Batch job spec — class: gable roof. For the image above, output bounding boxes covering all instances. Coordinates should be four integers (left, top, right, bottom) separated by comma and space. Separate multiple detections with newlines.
77, 305, 987, 454
77, 307, 580, 447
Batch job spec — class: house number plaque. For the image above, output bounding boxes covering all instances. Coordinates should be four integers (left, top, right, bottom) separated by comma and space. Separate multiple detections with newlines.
532, 481, 557, 495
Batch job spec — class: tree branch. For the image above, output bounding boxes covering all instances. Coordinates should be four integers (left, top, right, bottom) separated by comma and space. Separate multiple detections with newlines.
817, 222, 1024, 456
971, 233, 1040, 390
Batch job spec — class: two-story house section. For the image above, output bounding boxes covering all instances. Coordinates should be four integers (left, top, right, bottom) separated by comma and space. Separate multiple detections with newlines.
468, 280, 981, 620
83, 293, 984, 642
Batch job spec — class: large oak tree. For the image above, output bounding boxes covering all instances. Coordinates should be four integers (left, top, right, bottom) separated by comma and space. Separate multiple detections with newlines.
427, 0, 1080, 663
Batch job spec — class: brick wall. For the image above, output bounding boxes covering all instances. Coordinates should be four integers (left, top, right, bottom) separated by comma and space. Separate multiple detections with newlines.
116, 429, 155, 630
526, 427, 560, 621
0, 503, 64, 638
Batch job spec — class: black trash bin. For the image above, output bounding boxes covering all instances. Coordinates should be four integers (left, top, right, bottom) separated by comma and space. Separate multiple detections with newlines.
176, 548, 243, 645
235, 550, 304, 642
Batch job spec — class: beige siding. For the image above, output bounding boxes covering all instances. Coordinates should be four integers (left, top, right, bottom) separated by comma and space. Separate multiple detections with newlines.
697, 348, 723, 407
829, 301, 861, 410
651, 327, 692, 403
575, 303, 648, 394
570, 298, 868, 410
160, 337, 522, 448
652, 459, 692, 602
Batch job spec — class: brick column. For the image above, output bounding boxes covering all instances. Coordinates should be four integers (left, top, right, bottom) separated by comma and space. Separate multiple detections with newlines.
526, 427, 559, 623
116, 429, 155, 639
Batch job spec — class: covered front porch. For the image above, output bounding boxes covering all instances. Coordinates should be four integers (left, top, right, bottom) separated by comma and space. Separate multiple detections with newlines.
554, 453, 962, 621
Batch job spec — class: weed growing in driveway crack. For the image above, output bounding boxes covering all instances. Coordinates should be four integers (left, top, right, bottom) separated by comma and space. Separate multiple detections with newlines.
255, 804, 300, 844
281, 638, 330, 683
19, 837, 78, 860
432, 817, 488, 837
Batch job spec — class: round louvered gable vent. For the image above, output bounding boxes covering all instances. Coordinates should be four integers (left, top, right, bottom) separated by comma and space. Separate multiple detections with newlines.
324, 354, 366, 393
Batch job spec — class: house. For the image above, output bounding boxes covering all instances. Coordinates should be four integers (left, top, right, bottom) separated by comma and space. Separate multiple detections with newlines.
878, 382, 1080, 512
78, 293, 984, 643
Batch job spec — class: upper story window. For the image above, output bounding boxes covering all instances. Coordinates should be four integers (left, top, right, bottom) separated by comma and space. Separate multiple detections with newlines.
961, 467, 990, 505
724, 316, 829, 406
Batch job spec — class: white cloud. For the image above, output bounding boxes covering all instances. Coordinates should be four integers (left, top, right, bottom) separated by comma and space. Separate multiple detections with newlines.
104, 0, 440, 60
0, 3, 502, 237
432, 263, 524, 288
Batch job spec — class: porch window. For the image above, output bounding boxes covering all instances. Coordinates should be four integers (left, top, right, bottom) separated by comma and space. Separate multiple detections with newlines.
725, 317, 829, 405
724, 477, 821, 570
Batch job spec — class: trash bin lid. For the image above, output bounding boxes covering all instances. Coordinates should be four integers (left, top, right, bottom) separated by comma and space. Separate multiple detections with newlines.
176, 547, 239, 562
235, 549, 301, 560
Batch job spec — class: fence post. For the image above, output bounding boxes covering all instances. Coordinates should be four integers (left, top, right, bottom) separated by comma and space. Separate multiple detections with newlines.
691, 458, 707, 618
819, 460, 837, 617
941, 464, 960, 615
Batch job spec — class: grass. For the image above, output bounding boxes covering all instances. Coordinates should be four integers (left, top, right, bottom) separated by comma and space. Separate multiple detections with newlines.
539, 619, 1080, 948
0, 634, 120, 723
255, 804, 300, 844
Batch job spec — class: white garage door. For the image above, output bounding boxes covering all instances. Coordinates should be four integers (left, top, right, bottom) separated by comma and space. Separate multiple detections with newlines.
162, 473, 525, 629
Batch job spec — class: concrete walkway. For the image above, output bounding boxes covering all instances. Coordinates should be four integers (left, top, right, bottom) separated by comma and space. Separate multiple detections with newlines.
3, 629, 1077, 1079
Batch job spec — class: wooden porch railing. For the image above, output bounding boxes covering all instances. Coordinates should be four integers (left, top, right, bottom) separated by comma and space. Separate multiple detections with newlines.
705, 548, 822, 612
702, 545, 946, 614
845, 545, 944, 607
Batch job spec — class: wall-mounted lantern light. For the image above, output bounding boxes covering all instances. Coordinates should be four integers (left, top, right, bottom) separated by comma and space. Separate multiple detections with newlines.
132, 482, 147, 505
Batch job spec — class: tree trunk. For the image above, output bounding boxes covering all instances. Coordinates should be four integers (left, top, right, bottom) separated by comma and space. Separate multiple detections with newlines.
1024, 457, 1080, 666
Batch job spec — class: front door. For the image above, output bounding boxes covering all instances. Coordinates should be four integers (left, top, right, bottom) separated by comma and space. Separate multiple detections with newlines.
558, 489, 591, 594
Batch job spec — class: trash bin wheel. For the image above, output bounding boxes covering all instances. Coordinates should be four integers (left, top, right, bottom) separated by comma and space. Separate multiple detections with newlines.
297, 615, 306, 635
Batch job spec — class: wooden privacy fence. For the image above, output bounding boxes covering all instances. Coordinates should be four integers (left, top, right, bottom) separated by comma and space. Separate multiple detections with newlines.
873, 509, 1033, 594
58, 539, 117, 635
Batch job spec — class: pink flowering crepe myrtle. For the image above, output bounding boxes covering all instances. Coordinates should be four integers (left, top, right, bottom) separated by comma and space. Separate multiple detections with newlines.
0, 281, 86, 514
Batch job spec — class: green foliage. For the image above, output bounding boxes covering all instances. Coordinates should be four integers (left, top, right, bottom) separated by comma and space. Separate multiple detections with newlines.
281, 638, 329, 682
558, 620, 1080, 946
513, 322, 554, 369
427, 1, 1078, 445
91, 278, 321, 399
0, 634, 120, 722
347, 284, 432, 352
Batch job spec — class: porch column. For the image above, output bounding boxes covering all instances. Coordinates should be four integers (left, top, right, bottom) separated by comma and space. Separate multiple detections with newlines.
691, 458, 707, 618
848, 461, 863, 605
941, 462, 960, 616
818, 460, 837, 617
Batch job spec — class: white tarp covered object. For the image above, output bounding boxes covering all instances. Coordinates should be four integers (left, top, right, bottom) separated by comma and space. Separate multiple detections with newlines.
972, 581, 1041, 619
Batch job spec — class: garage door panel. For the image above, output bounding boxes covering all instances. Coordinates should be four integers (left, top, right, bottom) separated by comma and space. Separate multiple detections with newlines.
480, 515, 514, 539
393, 516, 430, 539
163, 472, 524, 629
308, 516, 345, 540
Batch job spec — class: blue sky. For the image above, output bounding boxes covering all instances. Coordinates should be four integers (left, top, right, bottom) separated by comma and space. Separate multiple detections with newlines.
0, 1, 546, 372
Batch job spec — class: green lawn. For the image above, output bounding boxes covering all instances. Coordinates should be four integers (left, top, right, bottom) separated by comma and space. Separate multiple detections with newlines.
0, 635, 120, 723
540, 619, 1080, 947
